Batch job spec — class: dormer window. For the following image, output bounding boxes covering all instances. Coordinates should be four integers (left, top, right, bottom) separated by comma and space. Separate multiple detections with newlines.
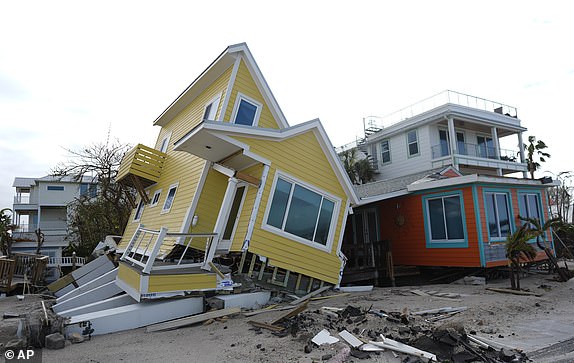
203, 93, 221, 121
232, 93, 262, 127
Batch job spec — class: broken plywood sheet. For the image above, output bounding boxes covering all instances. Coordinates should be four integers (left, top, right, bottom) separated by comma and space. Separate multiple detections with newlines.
215, 291, 270, 310
312, 329, 339, 345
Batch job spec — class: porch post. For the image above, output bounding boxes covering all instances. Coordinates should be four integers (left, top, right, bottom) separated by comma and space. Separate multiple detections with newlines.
518, 131, 528, 178
447, 116, 458, 169
491, 127, 502, 176
203, 177, 238, 271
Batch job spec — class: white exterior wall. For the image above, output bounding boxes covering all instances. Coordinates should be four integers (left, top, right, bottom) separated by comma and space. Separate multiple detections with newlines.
375, 124, 433, 180
37, 182, 80, 206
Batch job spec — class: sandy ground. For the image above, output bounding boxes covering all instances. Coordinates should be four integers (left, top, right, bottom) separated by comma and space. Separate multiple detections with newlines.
2, 270, 574, 362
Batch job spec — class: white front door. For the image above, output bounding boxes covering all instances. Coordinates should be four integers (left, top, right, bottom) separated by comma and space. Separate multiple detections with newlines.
217, 185, 247, 251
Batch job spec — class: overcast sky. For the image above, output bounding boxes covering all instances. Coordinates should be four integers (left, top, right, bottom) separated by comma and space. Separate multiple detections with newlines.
1, 1, 572, 211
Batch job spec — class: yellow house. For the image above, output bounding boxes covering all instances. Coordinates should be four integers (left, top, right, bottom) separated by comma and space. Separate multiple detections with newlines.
115, 43, 358, 301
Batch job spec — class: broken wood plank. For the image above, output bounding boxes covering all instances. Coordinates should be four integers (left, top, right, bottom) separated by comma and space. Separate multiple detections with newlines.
412, 306, 467, 315
146, 307, 240, 332
338, 285, 373, 293
338, 329, 363, 348
370, 335, 437, 361
208, 262, 225, 279
486, 287, 543, 297
310, 292, 350, 301
242, 305, 295, 317
248, 320, 285, 332
290, 285, 331, 305
410, 289, 431, 297
270, 301, 308, 325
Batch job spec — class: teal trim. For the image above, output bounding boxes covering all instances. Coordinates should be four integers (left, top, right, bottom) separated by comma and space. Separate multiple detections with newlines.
482, 188, 515, 243
472, 186, 486, 267
517, 189, 545, 244
422, 190, 468, 249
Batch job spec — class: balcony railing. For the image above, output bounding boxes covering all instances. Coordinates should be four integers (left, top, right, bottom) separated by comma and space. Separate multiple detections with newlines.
431, 142, 519, 162
14, 195, 31, 204
364, 90, 518, 133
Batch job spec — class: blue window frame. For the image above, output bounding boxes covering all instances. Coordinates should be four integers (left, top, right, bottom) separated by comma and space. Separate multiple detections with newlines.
47, 185, 64, 191
423, 191, 468, 248
518, 191, 543, 225
484, 191, 512, 241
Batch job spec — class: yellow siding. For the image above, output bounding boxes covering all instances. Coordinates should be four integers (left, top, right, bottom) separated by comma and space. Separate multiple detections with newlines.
117, 263, 141, 291
223, 60, 281, 129
147, 273, 216, 293
120, 65, 234, 253
233, 131, 347, 284
187, 168, 228, 249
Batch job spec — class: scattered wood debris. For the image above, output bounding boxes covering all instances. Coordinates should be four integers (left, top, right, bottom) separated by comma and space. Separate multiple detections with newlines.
486, 287, 543, 297
146, 307, 240, 332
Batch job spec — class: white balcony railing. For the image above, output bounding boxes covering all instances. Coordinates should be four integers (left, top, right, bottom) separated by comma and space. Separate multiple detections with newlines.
14, 195, 32, 204
48, 256, 86, 267
364, 90, 518, 134
431, 142, 519, 162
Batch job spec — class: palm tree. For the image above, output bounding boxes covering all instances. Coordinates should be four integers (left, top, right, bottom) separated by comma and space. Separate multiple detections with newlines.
505, 223, 537, 290
340, 148, 375, 185
526, 136, 550, 179
520, 215, 569, 281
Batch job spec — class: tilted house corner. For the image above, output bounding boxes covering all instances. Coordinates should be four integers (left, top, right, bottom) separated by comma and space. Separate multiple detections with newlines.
115, 43, 358, 301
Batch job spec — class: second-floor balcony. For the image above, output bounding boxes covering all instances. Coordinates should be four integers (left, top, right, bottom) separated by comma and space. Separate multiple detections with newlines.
431, 142, 518, 162
116, 144, 167, 203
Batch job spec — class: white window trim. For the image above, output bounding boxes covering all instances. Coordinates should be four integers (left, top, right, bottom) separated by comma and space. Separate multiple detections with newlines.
203, 92, 222, 121
406, 129, 420, 157
161, 182, 179, 214
150, 189, 162, 207
230, 92, 263, 127
261, 170, 341, 252
158, 132, 172, 153
380, 139, 391, 164
221, 184, 249, 244
133, 199, 145, 222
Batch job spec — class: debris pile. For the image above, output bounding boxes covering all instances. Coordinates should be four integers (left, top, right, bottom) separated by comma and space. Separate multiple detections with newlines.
245, 298, 530, 362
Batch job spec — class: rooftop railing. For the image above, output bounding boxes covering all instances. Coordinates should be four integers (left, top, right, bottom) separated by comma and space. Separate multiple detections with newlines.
364, 90, 518, 134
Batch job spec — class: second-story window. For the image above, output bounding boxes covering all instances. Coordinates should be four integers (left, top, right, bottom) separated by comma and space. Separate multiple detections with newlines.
232, 93, 262, 127
407, 130, 419, 157
47, 185, 64, 191
203, 93, 221, 121
162, 183, 178, 213
134, 200, 144, 221
381, 140, 391, 164
150, 190, 161, 207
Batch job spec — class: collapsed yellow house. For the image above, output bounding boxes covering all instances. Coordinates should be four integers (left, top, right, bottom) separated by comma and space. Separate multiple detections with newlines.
114, 43, 359, 301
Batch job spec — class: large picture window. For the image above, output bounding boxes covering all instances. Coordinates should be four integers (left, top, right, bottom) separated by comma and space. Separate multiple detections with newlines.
485, 192, 511, 240
424, 192, 467, 247
265, 174, 338, 248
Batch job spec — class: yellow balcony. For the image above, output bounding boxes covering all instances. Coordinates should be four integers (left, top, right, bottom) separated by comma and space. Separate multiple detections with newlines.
117, 144, 167, 203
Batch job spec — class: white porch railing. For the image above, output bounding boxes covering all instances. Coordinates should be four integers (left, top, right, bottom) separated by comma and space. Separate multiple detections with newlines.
120, 224, 217, 274
48, 256, 86, 267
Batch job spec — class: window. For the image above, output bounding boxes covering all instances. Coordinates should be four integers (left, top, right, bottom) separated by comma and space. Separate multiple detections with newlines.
381, 140, 391, 164
203, 94, 221, 121
407, 130, 419, 157
265, 174, 338, 248
158, 133, 171, 153
232, 93, 262, 126
134, 199, 145, 221
47, 185, 64, 191
150, 190, 162, 207
438, 130, 465, 156
518, 192, 542, 224
162, 184, 178, 213
80, 183, 97, 198
485, 192, 511, 240
424, 192, 466, 247
477, 135, 495, 158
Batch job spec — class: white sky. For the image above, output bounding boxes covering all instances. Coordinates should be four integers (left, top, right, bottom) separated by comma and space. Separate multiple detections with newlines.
1, 1, 573, 210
